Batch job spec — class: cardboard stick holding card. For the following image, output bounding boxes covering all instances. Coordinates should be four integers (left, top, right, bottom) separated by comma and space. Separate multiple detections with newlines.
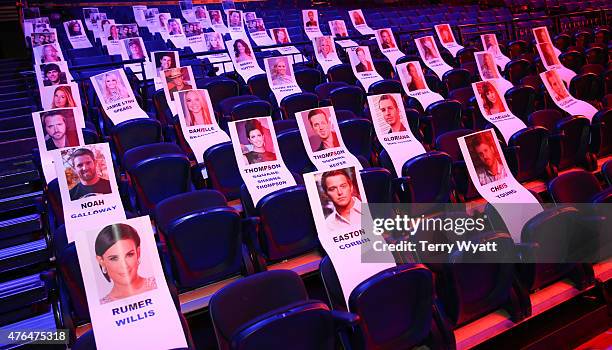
472, 80, 527, 143
174, 89, 230, 162
348, 9, 375, 35
64, 20, 92, 49
313, 36, 342, 74
375, 28, 405, 67
474, 51, 514, 94
303, 9, 323, 40
367, 94, 426, 176
415, 36, 453, 80
396, 61, 444, 110
348, 46, 384, 91
303, 166, 395, 305
295, 106, 362, 171
228, 116, 297, 205
53, 143, 127, 242
32, 108, 86, 183
458, 129, 543, 242
74, 216, 188, 349
90, 69, 149, 125
434, 24, 464, 57
540, 69, 598, 121
264, 56, 302, 103
481, 33, 511, 70
227, 38, 265, 82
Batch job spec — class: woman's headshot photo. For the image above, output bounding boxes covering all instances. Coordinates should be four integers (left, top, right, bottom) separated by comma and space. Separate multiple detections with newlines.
95, 223, 157, 305
272, 28, 290, 44
96, 70, 131, 104
67, 20, 83, 36
482, 34, 501, 56
330, 20, 348, 38
233, 39, 254, 63
179, 89, 213, 126
476, 81, 506, 115
416, 37, 439, 61
350, 10, 366, 26
402, 62, 426, 91
107, 25, 119, 41
51, 85, 77, 109
315, 36, 335, 59
40, 44, 62, 63
238, 118, 277, 165
436, 24, 454, 44
476, 52, 500, 80
205, 33, 225, 51
539, 43, 560, 66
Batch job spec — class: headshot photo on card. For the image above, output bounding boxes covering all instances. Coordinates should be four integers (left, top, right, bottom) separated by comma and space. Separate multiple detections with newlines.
178, 89, 213, 126
401, 61, 427, 91
315, 167, 363, 233
47, 85, 77, 109
41, 63, 68, 86
232, 38, 255, 63
60, 146, 113, 201
40, 109, 79, 151
124, 37, 146, 59
315, 36, 335, 59
237, 118, 277, 165
300, 107, 341, 152
93, 222, 157, 305
474, 80, 506, 115
476, 52, 500, 79
416, 36, 439, 61
374, 94, 408, 133
153, 51, 178, 75
94, 70, 131, 104
377, 29, 396, 49
272, 28, 290, 44
464, 131, 507, 186
164, 67, 193, 100
205, 32, 225, 51
266, 56, 294, 86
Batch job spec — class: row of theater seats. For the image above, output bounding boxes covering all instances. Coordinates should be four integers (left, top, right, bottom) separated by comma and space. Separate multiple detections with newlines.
4, 2, 610, 348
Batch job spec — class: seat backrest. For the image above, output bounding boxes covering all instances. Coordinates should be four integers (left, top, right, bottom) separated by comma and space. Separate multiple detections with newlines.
319, 256, 347, 311
166, 207, 243, 289
559, 50, 585, 73
154, 189, 228, 234
443, 68, 471, 93
338, 118, 373, 162
505, 59, 531, 84
367, 79, 403, 95
152, 89, 173, 127
315, 81, 348, 101
230, 100, 272, 121
548, 170, 602, 203
328, 64, 357, 85
123, 142, 184, 172
203, 79, 240, 110
111, 118, 162, 161
280, 92, 319, 119
247, 74, 272, 101
360, 167, 392, 203
295, 68, 323, 93
129, 154, 192, 214
569, 72, 603, 101
58, 243, 90, 326
507, 126, 550, 182
257, 186, 319, 261
426, 100, 462, 137
528, 109, 563, 131
47, 178, 64, 227
603, 159, 612, 186
277, 130, 311, 174
435, 129, 473, 161
401, 151, 453, 203
554, 116, 590, 170
349, 264, 434, 349
504, 85, 536, 122
330, 86, 364, 115
204, 142, 243, 200
209, 270, 309, 349
373, 59, 394, 79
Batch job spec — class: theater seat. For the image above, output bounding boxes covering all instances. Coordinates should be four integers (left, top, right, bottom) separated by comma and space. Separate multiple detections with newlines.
443, 68, 471, 94
277, 129, 311, 174
548, 170, 604, 203
401, 151, 454, 204
518, 206, 595, 292
603, 160, 612, 186
295, 68, 323, 93
423, 100, 463, 145
319, 256, 456, 350
154, 191, 255, 291
230, 100, 272, 121
368, 79, 403, 95
327, 64, 357, 85
247, 74, 273, 101
280, 92, 319, 120
330, 86, 365, 116
435, 129, 479, 201
549, 116, 596, 171
505, 126, 556, 182
505, 86, 536, 124
590, 108, 611, 157
338, 119, 373, 166
209, 270, 358, 350
254, 186, 320, 263
505, 59, 531, 85
111, 118, 163, 167
204, 142, 243, 201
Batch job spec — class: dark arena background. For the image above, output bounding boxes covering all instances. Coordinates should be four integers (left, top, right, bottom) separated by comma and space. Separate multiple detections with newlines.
0, 0, 610, 349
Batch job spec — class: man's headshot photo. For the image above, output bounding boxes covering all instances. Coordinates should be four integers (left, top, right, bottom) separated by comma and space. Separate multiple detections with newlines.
304, 10, 318, 27
353, 47, 373, 73
377, 94, 407, 133
164, 67, 193, 100
482, 34, 501, 56
40, 109, 79, 151
228, 10, 242, 28
267, 57, 294, 86
125, 38, 145, 60
154, 51, 177, 75
465, 131, 507, 186
210, 10, 222, 25
378, 29, 396, 49
42, 63, 68, 86
66, 147, 112, 201
302, 107, 340, 152
167, 18, 183, 35
317, 167, 362, 233
543, 70, 570, 101
539, 43, 560, 66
